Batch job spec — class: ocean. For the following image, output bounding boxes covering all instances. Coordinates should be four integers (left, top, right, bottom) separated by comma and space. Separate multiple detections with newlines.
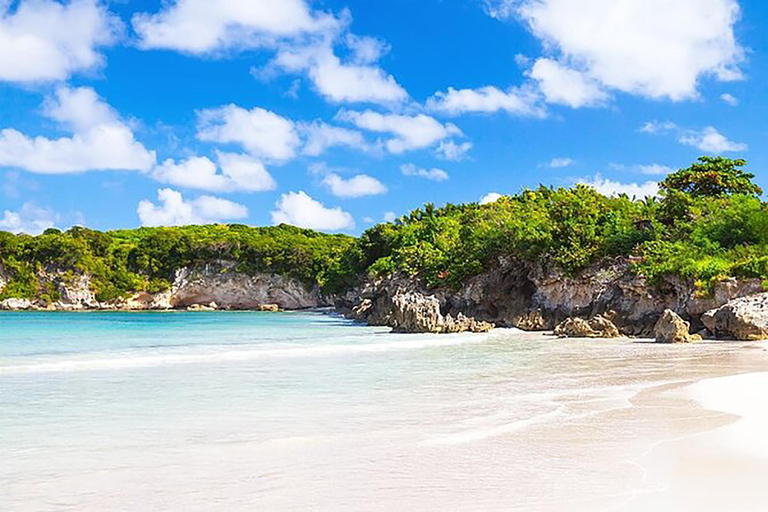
2, 311, 767, 511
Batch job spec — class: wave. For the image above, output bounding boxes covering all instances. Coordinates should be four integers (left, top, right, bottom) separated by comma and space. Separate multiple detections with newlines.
0, 331, 496, 375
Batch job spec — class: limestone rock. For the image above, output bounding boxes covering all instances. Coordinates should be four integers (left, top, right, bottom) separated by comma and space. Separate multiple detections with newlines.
258, 304, 280, 312
0, 298, 33, 310
654, 309, 698, 343
186, 302, 218, 312
554, 315, 620, 338
702, 293, 768, 341
513, 311, 549, 331
390, 292, 493, 334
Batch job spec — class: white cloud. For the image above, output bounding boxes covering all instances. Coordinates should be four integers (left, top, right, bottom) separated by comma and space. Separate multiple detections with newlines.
271, 191, 354, 231
151, 152, 276, 193
579, 175, 659, 198
436, 140, 473, 161
196, 105, 300, 161
338, 110, 462, 154
490, 0, 744, 102
383, 211, 397, 223
137, 188, 248, 227
479, 192, 503, 205
0, 0, 120, 83
639, 121, 678, 134
132, 0, 339, 54
637, 164, 673, 176
322, 173, 387, 198
528, 58, 609, 108
0, 202, 58, 235
426, 85, 544, 117
401, 163, 449, 182
721, 93, 739, 106
679, 126, 747, 153
548, 157, 574, 169
0, 86, 155, 174
300, 121, 369, 156
270, 45, 408, 105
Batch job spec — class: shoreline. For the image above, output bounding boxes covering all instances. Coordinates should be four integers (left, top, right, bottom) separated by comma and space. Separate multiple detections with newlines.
617, 359, 768, 511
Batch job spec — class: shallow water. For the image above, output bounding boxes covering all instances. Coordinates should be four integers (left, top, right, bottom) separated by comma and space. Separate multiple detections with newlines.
2, 312, 767, 511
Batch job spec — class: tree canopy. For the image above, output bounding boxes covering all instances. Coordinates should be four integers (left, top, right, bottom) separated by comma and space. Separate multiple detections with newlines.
660, 157, 762, 198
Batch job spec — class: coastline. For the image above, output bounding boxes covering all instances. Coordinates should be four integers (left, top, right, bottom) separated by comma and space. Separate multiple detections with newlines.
616, 352, 768, 511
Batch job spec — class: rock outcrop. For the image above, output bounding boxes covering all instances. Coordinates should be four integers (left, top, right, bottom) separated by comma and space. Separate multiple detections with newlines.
654, 309, 701, 343
390, 293, 493, 334
340, 257, 768, 337
161, 264, 327, 310
554, 315, 620, 338
702, 293, 768, 340
0, 261, 327, 312
0, 298, 33, 310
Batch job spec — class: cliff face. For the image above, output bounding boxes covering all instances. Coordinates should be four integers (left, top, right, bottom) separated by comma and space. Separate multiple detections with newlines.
339, 257, 764, 336
0, 262, 328, 311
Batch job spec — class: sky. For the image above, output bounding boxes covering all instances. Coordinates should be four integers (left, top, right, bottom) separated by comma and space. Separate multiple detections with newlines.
0, 0, 766, 234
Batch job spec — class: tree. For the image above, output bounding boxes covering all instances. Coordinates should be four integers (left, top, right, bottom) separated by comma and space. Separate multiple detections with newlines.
660, 157, 762, 198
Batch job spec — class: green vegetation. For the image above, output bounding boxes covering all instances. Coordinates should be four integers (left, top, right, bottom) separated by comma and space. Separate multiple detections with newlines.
0, 224, 355, 302
2, 157, 768, 303
348, 157, 768, 294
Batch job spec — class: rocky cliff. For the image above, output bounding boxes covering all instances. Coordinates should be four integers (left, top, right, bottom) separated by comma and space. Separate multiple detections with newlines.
0, 262, 328, 312
338, 256, 766, 337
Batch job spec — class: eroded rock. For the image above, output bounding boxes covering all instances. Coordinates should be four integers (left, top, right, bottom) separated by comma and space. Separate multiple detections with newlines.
654, 309, 698, 343
554, 315, 620, 338
702, 293, 768, 341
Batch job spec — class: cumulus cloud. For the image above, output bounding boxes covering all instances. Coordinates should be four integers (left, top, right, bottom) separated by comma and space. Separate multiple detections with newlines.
338, 110, 462, 154
528, 58, 609, 108
400, 163, 449, 182
436, 140, 473, 162
269, 44, 408, 105
495, 0, 745, 102
0, 86, 155, 174
479, 192, 503, 205
271, 191, 354, 231
300, 121, 369, 156
137, 188, 248, 227
0, 0, 120, 83
426, 85, 544, 117
321, 173, 387, 198
579, 175, 659, 198
132, 0, 339, 54
0, 202, 59, 234
679, 127, 747, 153
151, 152, 276, 193
640, 121, 747, 154
196, 105, 300, 161
721, 93, 739, 106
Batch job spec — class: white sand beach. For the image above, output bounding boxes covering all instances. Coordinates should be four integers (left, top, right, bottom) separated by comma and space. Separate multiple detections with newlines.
619, 366, 768, 511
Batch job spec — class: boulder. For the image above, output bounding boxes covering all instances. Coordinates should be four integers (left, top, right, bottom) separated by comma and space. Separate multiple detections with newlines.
702, 293, 768, 341
513, 311, 550, 331
390, 292, 493, 334
258, 304, 280, 312
654, 309, 698, 343
554, 315, 620, 338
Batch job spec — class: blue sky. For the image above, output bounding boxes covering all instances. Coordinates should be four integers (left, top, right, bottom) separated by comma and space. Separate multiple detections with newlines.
0, 0, 765, 234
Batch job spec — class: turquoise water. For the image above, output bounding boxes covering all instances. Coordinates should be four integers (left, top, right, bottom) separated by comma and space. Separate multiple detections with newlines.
2, 312, 766, 511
